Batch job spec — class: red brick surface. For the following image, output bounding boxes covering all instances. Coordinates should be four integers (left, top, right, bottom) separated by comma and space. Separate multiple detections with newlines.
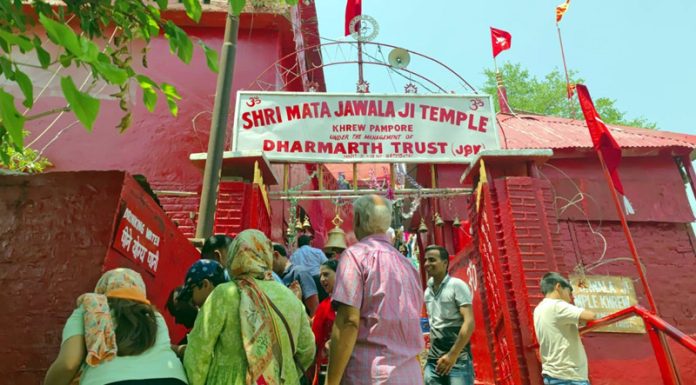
495, 176, 563, 385
0, 171, 199, 384
558, 221, 696, 331
0, 172, 123, 384
159, 194, 200, 238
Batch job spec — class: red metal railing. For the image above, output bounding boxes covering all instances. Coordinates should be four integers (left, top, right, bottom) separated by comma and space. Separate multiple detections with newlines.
580, 305, 696, 385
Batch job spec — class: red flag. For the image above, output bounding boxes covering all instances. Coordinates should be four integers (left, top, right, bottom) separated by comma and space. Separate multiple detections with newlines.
345, 0, 362, 36
576, 84, 625, 196
490, 27, 512, 58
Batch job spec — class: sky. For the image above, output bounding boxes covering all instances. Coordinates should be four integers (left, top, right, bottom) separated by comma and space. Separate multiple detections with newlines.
313, 0, 696, 221
313, 0, 695, 136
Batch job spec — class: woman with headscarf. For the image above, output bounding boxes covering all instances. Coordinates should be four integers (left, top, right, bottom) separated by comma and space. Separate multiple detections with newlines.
184, 229, 315, 385
44, 268, 188, 385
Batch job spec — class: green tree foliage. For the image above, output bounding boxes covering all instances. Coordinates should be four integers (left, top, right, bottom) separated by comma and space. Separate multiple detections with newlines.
482, 63, 657, 129
2, 134, 52, 173
0, 0, 297, 173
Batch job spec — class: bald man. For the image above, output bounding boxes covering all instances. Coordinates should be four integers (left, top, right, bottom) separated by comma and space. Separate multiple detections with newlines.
326, 195, 425, 385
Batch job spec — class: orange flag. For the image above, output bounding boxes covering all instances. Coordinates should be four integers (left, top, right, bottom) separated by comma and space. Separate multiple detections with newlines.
567, 83, 576, 99
556, 0, 571, 23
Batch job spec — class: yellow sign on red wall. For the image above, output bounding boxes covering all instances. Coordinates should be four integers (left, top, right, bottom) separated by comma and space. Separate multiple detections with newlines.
570, 275, 645, 333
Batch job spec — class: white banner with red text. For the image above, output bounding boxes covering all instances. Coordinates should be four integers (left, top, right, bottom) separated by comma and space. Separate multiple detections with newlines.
231, 92, 500, 163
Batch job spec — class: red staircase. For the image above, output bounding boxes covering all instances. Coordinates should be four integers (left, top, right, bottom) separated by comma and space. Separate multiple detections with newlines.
214, 181, 271, 237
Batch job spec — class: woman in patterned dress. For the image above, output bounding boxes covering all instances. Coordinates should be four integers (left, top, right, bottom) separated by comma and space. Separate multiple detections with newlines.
44, 268, 187, 385
184, 229, 315, 385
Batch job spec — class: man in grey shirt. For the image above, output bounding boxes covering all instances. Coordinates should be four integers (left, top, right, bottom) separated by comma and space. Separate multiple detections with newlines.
424, 245, 476, 385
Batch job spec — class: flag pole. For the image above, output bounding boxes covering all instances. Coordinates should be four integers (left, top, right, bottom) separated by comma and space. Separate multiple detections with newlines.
598, 152, 681, 383
596, 150, 658, 314
493, 57, 499, 100
493, 57, 503, 109
556, 23, 575, 117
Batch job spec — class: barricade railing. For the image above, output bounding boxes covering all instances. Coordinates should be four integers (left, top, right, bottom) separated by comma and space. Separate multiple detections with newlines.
580, 305, 696, 385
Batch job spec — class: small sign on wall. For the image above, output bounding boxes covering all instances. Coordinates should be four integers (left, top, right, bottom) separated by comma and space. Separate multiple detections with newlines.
112, 202, 162, 276
570, 275, 645, 334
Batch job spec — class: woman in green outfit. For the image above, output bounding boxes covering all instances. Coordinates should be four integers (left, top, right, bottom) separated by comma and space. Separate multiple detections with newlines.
184, 229, 316, 385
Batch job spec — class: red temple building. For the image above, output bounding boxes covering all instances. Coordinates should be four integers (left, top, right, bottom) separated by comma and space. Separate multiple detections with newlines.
1, 2, 324, 383
1, 2, 696, 385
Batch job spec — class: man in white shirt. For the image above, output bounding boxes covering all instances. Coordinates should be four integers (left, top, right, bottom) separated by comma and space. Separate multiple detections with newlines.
534, 272, 596, 385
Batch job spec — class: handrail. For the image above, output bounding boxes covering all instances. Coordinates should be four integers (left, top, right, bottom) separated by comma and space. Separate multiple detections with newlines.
579, 305, 696, 354
579, 305, 696, 385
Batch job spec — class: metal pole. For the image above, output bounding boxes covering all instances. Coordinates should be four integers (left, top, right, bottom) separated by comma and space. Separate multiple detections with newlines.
357, 40, 364, 85
646, 326, 679, 385
679, 156, 696, 201
417, 232, 428, 288
195, 7, 239, 239
283, 164, 290, 191
318, 164, 324, 191
431, 164, 443, 245
271, 192, 471, 201
556, 23, 575, 118
389, 164, 396, 192
556, 24, 572, 99
269, 187, 473, 197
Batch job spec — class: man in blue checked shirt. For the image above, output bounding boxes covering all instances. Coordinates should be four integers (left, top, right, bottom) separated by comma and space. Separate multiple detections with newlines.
290, 234, 328, 276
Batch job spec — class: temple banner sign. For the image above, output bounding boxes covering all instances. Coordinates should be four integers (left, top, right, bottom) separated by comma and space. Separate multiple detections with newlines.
231, 91, 500, 163
570, 275, 646, 334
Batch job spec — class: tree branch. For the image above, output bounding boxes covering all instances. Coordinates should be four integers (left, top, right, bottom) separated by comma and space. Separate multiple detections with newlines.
13, 61, 46, 69
25, 107, 71, 121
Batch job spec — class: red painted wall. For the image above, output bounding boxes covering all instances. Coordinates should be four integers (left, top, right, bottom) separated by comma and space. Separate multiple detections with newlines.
21, 12, 306, 239
558, 221, 696, 330
542, 154, 696, 383
559, 221, 696, 384
439, 152, 696, 385
0, 171, 198, 384
0, 171, 122, 385
542, 155, 694, 223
